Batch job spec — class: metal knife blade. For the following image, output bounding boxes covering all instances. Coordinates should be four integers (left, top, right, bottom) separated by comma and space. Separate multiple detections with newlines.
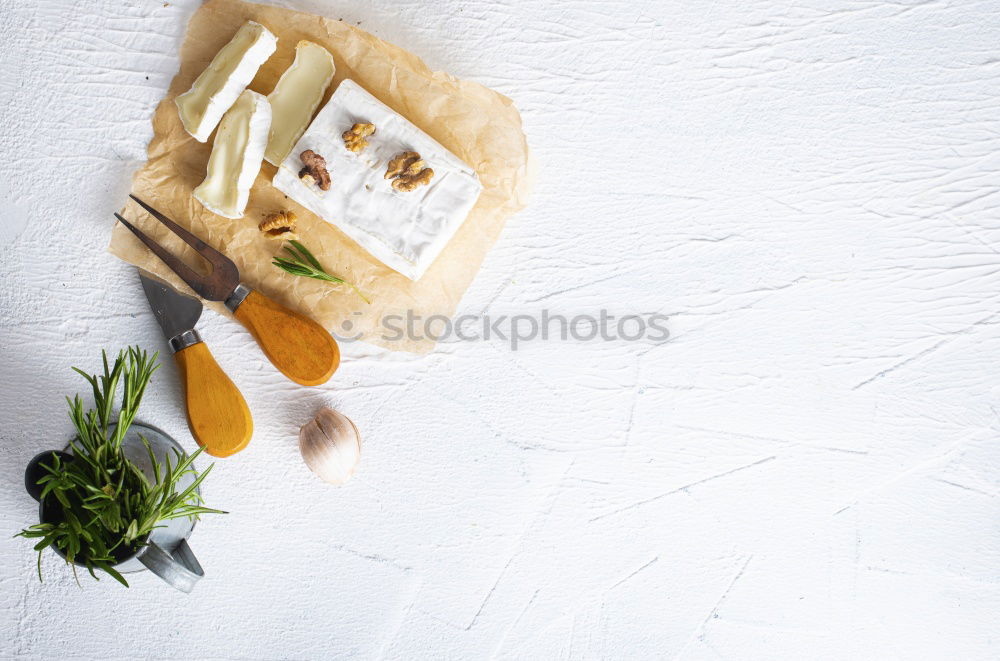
138, 269, 203, 342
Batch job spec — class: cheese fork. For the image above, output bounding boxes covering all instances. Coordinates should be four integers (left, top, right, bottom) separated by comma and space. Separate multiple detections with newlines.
115, 194, 340, 386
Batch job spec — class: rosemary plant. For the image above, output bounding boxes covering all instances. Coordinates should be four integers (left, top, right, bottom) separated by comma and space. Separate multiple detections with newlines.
272, 240, 370, 303
16, 347, 224, 587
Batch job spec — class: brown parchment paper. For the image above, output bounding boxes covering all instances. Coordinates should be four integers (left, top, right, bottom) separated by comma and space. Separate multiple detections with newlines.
109, 0, 533, 353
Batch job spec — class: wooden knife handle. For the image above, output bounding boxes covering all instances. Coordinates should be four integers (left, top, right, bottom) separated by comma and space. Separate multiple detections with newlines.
232, 289, 340, 386
174, 342, 253, 457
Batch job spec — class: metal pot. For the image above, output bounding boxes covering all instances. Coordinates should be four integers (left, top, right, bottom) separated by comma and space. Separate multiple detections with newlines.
23, 422, 205, 592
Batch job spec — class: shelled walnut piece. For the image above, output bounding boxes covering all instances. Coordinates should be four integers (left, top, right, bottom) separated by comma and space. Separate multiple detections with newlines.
385, 151, 434, 192
259, 210, 297, 239
298, 150, 331, 190
342, 122, 375, 152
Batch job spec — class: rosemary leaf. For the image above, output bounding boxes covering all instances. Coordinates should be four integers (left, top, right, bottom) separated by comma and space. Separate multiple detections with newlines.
272, 240, 370, 304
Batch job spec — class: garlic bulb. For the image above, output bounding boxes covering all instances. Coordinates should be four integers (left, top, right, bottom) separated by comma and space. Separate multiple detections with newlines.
299, 407, 361, 485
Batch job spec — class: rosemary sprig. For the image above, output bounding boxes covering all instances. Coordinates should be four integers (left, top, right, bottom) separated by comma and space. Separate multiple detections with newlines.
272, 240, 370, 304
16, 347, 225, 587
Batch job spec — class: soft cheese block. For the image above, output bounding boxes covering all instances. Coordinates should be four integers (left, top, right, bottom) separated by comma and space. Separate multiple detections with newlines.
193, 90, 271, 219
264, 41, 336, 166
273, 79, 483, 280
175, 21, 277, 142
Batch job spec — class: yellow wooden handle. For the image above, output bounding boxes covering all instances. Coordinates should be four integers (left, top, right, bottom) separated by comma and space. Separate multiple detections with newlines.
233, 289, 340, 386
173, 342, 253, 457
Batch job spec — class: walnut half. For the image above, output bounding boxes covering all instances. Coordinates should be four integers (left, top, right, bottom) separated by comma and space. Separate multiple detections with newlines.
299, 150, 331, 191
342, 122, 375, 153
259, 210, 297, 239
385, 151, 434, 192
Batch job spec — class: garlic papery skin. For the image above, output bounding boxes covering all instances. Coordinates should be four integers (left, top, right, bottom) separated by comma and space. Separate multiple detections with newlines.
299, 407, 361, 485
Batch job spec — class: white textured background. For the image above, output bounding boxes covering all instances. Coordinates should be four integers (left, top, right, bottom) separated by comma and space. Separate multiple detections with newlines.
1, 0, 999, 658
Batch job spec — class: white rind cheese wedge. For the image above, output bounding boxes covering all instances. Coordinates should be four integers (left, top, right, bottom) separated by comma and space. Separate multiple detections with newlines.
264, 41, 336, 166
175, 21, 277, 142
273, 79, 483, 280
193, 90, 271, 219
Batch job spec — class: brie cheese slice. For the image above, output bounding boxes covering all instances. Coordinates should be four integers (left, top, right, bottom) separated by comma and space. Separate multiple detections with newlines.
175, 21, 277, 142
273, 79, 483, 280
264, 41, 336, 166
193, 90, 271, 219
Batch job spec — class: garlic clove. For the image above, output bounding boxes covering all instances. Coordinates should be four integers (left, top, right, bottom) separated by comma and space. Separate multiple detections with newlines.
299, 407, 361, 485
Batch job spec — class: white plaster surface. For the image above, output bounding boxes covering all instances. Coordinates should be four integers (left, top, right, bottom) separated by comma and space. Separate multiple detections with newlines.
1, 0, 999, 658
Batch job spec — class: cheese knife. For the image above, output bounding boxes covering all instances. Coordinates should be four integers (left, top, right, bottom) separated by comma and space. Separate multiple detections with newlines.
139, 270, 253, 458
116, 194, 340, 386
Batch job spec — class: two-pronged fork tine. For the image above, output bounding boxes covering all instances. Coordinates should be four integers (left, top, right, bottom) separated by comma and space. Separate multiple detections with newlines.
114, 195, 239, 301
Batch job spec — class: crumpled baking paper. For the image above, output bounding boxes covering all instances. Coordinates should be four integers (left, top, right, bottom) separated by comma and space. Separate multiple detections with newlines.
109, 0, 533, 353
